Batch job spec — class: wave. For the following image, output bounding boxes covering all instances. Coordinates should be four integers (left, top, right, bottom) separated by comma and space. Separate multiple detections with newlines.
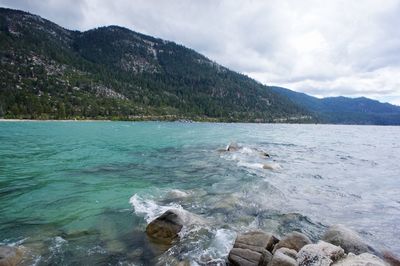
129, 194, 184, 223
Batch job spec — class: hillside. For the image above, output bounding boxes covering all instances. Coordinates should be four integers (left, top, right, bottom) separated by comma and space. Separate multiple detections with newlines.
0, 8, 311, 122
269, 86, 400, 125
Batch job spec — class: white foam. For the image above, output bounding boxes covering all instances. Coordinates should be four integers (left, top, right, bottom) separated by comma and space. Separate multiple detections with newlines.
129, 194, 183, 223
237, 161, 265, 169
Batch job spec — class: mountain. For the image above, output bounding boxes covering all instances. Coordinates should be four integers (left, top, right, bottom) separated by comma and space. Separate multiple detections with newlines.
0, 7, 311, 122
269, 86, 400, 125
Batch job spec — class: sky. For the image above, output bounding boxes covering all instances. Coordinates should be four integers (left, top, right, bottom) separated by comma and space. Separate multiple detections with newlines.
1, 0, 400, 105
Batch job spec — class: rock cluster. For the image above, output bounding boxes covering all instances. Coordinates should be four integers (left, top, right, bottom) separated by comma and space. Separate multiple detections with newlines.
146, 208, 398, 266
226, 225, 391, 266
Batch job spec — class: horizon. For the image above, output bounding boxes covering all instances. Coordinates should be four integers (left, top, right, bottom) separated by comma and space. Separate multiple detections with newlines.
0, 1, 399, 106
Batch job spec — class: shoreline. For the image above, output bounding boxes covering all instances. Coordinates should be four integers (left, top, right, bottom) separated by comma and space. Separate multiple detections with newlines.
0, 118, 399, 126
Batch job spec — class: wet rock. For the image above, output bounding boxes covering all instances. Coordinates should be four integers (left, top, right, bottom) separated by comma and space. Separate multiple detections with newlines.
297, 240, 345, 266
165, 189, 189, 200
228, 231, 278, 266
226, 142, 240, 152
228, 248, 271, 266
269, 248, 297, 266
333, 252, 388, 266
383, 251, 400, 266
275, 247, 297, 259
273, 231, 312, 252
146, 210, 184, 244
0, 246, 23, 266
234, 231, 279, 253
322, 224, 374, 255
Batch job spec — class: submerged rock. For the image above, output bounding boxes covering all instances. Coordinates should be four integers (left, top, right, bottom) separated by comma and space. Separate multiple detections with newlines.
0, 245, 23, 266
273, 231, 312, 253
165, 189, 190, 200
228, 231, 278, 265
322, 224, 374, 255
297, 240, 345, 266
146, 210, 184, 244
333, 252, 388, 266
226, 142, 240, 152
269, 248, 297, 266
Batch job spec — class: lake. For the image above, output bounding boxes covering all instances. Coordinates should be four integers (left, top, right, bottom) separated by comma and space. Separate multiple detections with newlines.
0, 121, 399, 265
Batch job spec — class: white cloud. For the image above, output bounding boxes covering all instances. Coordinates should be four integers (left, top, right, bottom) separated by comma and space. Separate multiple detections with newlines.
1, 0, 400, 105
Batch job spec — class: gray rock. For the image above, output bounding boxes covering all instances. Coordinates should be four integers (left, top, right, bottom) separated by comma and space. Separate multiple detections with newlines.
146, 210, 184, 244
322, 224, 374, 255
228, 248, 263, 266
269, 248, 297, 266
275, 247, 297, 259
226, 142, 240, 152
273, 231, 312, 252
297, 240, 345, 266
0, 246, 23, 266
333, 252, 388, 266
234, 231, 279, 253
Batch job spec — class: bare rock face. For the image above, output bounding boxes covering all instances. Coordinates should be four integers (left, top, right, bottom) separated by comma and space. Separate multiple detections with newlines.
269, 248, 297, 266
322, 225, 374, 255
333, 252, 388, 266
145, 210, 184, 244
0, 246, 23, 266
296, 240, 345, 266
273, 231, 312, 252
228, 231, 278, 266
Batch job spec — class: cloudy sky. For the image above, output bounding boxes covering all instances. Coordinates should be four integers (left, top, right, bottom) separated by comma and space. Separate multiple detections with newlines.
1, 0, 400, 105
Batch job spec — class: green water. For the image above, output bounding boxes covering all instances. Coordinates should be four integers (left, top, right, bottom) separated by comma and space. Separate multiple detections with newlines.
1, 121, 399, 265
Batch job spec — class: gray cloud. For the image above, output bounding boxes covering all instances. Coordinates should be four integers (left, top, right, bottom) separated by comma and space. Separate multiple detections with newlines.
1, 0, 400, 105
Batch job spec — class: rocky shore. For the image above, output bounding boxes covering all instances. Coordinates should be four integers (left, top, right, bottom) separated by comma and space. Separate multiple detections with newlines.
143, 208, 399, 266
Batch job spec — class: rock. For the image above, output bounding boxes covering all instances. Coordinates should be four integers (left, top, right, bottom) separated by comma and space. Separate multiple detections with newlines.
322, 224, 374, 255
146, 210, 184, 244
333, 252, 388, 266
228, 248, 271, 266
269, 248, 297, 266
165, 189, 189, 199
234, 231, 279, 253
0, 246, 23, 266
273, 231, 312, 253
228, 231, 278, 266
226, 142, 240, 152
297, 240, 345, 266
383, 251, 400, 266
276, 247, 297, 259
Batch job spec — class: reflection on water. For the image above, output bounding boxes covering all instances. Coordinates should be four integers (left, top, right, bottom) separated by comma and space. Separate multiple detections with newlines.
0, 122, 399, 264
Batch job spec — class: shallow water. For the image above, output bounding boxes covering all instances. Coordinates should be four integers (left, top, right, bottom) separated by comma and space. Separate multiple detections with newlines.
0, 122, 399, 265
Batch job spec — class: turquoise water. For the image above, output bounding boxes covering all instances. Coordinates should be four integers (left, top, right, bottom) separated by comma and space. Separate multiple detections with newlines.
0, 122, 399, 265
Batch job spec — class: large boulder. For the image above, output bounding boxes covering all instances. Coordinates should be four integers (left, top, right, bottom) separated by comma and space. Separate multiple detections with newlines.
228, 231, 278, 266
269, 248, 297, 266
322, 224, 374, 255
234, 231, 279, 253
333, 252, 388, 266
228, 248, 271, 266
273, 231, 312, 252
146, 210, 184, 244
0, 246, 23, 266
297, 240, 345, 266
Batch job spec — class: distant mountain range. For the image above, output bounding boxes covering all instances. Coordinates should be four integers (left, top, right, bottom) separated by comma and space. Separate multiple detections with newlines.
1, 7, 399, 124
270, 86, 400, 125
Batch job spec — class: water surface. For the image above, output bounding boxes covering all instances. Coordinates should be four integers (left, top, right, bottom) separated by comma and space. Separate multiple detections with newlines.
0, 122, 399, 265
